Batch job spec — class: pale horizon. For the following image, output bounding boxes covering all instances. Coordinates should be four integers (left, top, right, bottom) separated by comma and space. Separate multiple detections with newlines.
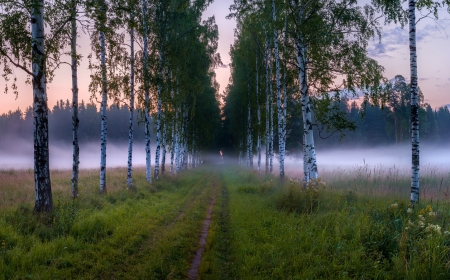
0, 0, 449, 115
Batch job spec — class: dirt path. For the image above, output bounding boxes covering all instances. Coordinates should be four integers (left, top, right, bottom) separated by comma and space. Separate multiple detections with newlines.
187, 182, 217, 280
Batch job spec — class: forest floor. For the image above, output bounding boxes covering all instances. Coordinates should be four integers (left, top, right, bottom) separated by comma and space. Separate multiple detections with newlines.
2, 165, 450, 279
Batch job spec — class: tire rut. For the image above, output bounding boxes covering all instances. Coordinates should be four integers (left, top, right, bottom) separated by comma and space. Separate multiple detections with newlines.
187, 181, 217, 280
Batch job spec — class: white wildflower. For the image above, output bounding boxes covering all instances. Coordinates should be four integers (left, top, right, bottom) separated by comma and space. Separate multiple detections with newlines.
390, 203, 398, 209
407, 208, 413, 214
425, 224, 442, 235
428, 211, 436, 217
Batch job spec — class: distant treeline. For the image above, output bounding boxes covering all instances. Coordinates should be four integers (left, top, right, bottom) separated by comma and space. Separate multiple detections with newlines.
2, 98, 450, 153
286, 100, 450, 154
0, 100, 155, 144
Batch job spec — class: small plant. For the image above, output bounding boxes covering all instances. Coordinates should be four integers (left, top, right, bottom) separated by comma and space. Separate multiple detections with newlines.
53, 199, 78, 236
275, 178, 326, 214
237, 185, 258, 194
259, 179, 274, 194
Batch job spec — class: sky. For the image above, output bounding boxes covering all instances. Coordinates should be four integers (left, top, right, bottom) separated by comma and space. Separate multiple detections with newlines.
0, 0, 449, 115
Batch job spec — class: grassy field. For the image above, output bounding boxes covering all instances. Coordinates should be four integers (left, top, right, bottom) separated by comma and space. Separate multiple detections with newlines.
2, 165, 450, 279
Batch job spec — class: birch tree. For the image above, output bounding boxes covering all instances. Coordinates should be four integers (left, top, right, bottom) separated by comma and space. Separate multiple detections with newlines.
0, 0, 71, 211
372, 0, 442, 205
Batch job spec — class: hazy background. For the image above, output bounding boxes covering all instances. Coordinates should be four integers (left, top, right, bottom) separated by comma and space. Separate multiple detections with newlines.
0, 0, 449, 114
1, 139, 449, 173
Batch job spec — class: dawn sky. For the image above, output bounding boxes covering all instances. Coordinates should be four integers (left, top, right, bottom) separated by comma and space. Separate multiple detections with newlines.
0, 0, 449, 115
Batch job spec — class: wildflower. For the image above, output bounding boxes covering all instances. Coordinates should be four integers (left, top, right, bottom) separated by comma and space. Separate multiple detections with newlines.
390, 203, 398, 209
407, 208, 413, 214
404, 227, 409, 231
428, 211, 436, 217
418, 220, 425, 228
425, 224, 442, 235
444, 231, 450, 236
419, 215, 425, 221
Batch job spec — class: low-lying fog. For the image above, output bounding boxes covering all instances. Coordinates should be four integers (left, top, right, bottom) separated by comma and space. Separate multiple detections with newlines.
0, 139, 449, 173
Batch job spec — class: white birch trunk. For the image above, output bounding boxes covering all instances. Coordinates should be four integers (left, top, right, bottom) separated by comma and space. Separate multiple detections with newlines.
161, 121, 167, 175
269, 50, 274, 174
32, 0, 53, 212
272, 0, 285, 179
154, 50, 163, 180
175, 103, 180, 173
247, 95, 252, 168
71, 0, 79, 198
182, 108, 189, 170
297, 41, 318, 181
265, 37, 270, 174
170, 118, 175, 174
127, 11, 135, 188
142, 0, 152, 183
256, 56, 261, 173
99, 3, 108, 194
409, 0, 420, 205
303, 132, 309, 183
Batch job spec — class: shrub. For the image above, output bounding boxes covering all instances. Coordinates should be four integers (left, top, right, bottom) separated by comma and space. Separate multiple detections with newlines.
275, 178, 326, 214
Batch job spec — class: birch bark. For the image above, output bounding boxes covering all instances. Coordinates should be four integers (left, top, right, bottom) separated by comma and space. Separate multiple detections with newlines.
141, 0, 152, 183
272, 0, 285, 179
71, 0, 79, 198
265, 37, 270, 174
32, 0, 53, 212
154, 49, 163, 180
247, 99, 252, 167
256, 56, 261, 172
99, 9, 108, 194
161, 122, 167, 175
127, 9, 135, 189
269, 50, 274, 174
409, 0, 420, 205
297, 42, 318, 181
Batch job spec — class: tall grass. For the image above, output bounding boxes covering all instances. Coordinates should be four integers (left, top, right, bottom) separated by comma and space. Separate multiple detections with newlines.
0, 167, 218, 279
200, 166, 450, 279
285, 163, 450, 201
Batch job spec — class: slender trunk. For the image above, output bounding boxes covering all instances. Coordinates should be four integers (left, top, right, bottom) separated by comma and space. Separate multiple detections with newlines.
297, 41, 318, 181
32, 0, 53, 212
256, 56, 261, 172
265, 37, 270, 174
170, 118, 175, 174
175, 93, 180, 173
269, 50, 274, 174
182, 108, 189, 170
127, 12, 135, 189
409, 0, 420, 205
247, 99, 252, 167
99, 11, 108, 194
161, 121, 167, 175
302, 133, 309, 182
142, 0, 152, 183
71, 0, 79, 198
154, 50, 163, 180
283, 17, 288, 168
272, 0, 284, 179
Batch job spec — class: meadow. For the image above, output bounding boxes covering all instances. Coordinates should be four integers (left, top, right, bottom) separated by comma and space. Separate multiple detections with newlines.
1, 164, 450, 279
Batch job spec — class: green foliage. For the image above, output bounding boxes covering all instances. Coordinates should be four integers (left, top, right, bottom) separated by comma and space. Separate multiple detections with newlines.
0, 168, 218, 279
275, 178, 326, 214
200, 167, 450, 279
